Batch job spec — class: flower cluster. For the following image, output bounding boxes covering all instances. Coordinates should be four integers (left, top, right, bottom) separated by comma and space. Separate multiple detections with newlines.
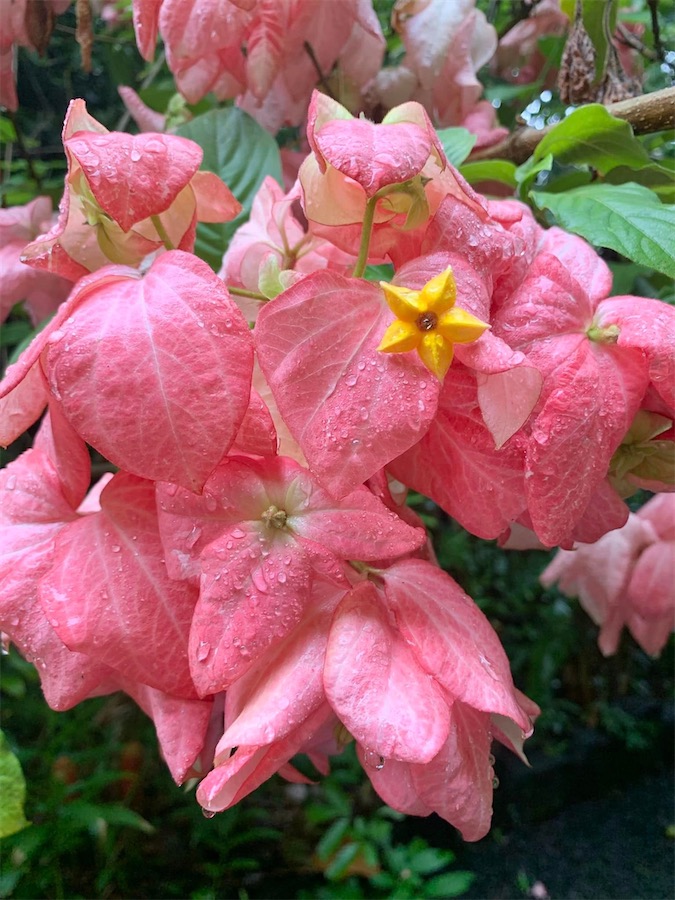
541, 493, 675, 659
1, 36, 672, 839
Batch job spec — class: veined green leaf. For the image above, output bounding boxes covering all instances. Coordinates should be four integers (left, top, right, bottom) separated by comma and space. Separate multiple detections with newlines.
533, 105, 651, 174
459, 159, 517, 188
436, 127, 476, 167
604, 161, 675, 202
531, 182, 675, 278
176, 108, 282, 270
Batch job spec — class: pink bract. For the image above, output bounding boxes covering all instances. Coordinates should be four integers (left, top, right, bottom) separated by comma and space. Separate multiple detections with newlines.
0, 198, 71, 325
21, 100, 240, 278
157, 453, 424, 693
255, 270, 442, 497
0, 252, 255, 492
542, 494, 675, 657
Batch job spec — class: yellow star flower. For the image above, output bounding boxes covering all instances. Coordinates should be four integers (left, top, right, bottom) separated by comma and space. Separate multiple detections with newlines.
377, 267, 490, 379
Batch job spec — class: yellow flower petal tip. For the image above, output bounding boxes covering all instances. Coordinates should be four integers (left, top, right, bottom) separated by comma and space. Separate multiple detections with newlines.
378, 267, 490, 379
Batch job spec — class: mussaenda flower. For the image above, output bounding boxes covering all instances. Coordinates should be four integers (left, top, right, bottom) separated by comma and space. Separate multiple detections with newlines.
378, 266, 490, 378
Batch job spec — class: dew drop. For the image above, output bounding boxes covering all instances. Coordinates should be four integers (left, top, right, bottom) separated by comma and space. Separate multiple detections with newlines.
111, 544, 121, 553
479, 654, 499, 680
5, 475, 16, 490
277, 572, 287, 584
359, 407, 369, 421
201, 808, 216, 819
145, 138, 166, 153
492, 776, 500, 789
363, 749, 385, 770
251, 568, 268, 593
130, 147, 142, 162
204, 495, 218, 512
185, 525, 202, 549
345, 373, 358, 387
196, 640, 210, 661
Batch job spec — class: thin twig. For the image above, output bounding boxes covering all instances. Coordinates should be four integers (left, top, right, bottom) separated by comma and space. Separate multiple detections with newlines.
303, 41, 335, 98
471, 85, 675, 164
54, 22, 130, 44
647, 0, 665, 61
6, 110, 43, 190
615, 22, 659, 62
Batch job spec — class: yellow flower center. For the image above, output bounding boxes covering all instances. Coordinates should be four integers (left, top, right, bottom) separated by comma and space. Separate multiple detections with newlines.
377, 267, 490, 379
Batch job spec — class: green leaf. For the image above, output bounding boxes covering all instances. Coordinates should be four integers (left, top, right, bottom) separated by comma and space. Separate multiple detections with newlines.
408, 847, 454, 875
0, 318, 32, 348
515, 153, 553, 199
0, 731, 30, 838
530, 182, 675, 278
436, 127, 476, 167
316, 817, 351, 860
484, 83, 536, 103
364, 263, 395, 282
324, 842, 362, 881
423, 870, 475, 898
59, 801, 154, 834
533, 105, 651, 174
459, 159, 517, 188
0, 116, 17, 142
604, 162, 675, 202
175, 108, 282, 270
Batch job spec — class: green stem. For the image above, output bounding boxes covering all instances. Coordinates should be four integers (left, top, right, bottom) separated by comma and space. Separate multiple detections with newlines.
351, 196, 378, 279
151, 215, 175, 251
228, 286, 267, 301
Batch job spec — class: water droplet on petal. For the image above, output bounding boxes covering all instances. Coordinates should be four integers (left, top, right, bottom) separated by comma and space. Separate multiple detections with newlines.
185, 525, 202, 549
345, 374, 358, 387
196, 640, 211, 661
145, 138, 166, 153
130, 147, 142, 162
363, 749, 385, 770
111, 545, 121, 553
251, 568, 268, 593
5, 475, 16, 490
201, 808, 216, 819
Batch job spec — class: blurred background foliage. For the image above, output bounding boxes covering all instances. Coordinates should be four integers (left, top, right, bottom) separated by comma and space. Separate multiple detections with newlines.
1, 1, 674, 898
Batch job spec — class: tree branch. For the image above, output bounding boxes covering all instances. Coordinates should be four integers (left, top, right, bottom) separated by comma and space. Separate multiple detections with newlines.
471, 86, 675, 164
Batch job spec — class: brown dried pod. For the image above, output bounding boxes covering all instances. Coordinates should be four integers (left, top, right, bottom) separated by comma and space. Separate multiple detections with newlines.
557, 0, 597, 105
76, 0, 93, 74
24, 1, 56, 57
597, 41, 642, 104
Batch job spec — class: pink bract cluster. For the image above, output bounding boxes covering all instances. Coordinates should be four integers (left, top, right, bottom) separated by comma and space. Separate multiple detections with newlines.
542, 493, 675, 659
127, 0, 506, 144
1, 88, 673, 841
